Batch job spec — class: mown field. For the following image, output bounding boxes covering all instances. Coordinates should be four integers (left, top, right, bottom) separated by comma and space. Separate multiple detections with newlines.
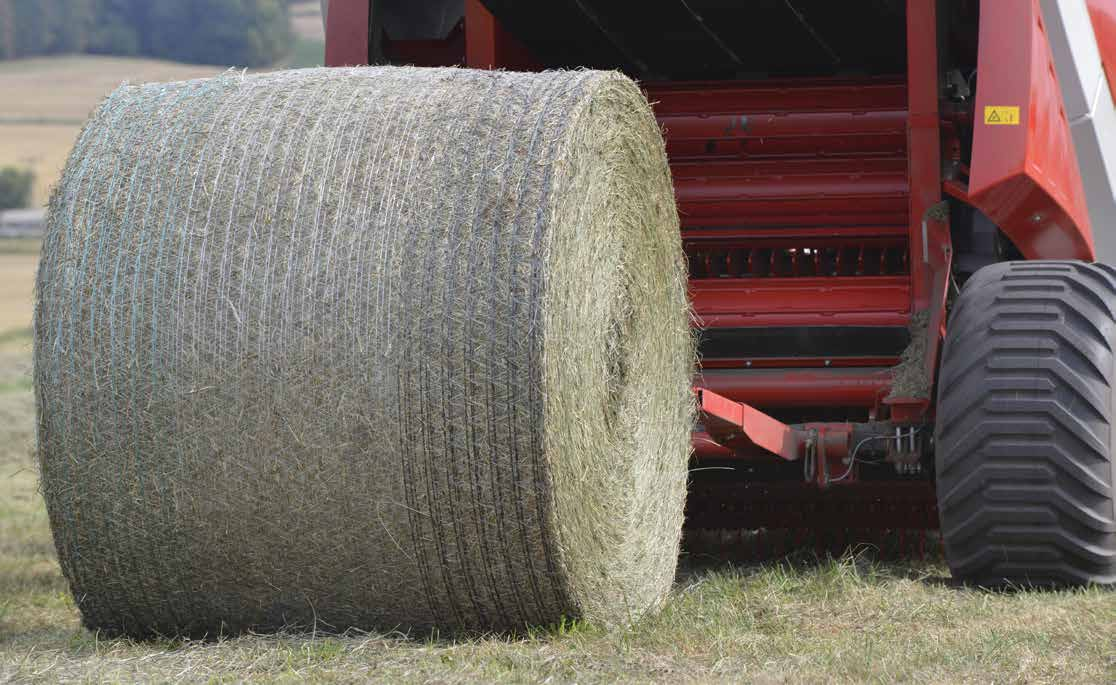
0, 237, 1114, 682
0, 57, 222, 208
0, 0, 325, 209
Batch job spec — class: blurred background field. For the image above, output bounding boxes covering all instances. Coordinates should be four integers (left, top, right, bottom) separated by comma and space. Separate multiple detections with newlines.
0, 239, 37, 335
0, 0, 325, 211
0, 57, 221, 207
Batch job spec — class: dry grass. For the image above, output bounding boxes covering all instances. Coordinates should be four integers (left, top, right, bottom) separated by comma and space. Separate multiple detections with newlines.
0, 123, 78, 209
0, 56, 222, 122
2, 237, 1116, 681
0, 4, 326, 207
0, 247, 36, 336
0, 56, 221, 207
0, 6, 327, 208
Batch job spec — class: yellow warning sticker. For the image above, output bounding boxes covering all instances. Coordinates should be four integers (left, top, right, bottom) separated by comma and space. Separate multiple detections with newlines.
984, 106, 1021, 125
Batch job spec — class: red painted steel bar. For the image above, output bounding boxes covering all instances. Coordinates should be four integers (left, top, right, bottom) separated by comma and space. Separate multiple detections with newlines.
673, 160, 908, 198
464, 0, 499, 68
697, 368, 892, 407
675, 157, 908, 180
660, 110, 906, 143
677, 205, 909, 229
657, 81, 912, 230
691, 276, 911, 328
682, 225, 909, 242
675, 176, 908, 228
700, 357, 899, 370
465, 0, 537, 71
691, 436, 794, 461
650, 80, 909, 113
324, 0, 370, 67
696, 389, 858, 491
662, 111, 906, 160
905, 0, 943, 308
698, 389, 805, 461
696, 313, 910, 329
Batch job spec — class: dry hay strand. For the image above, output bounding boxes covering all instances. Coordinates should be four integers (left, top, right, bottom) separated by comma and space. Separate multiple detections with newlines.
34, 66, 694, 638
887, 309, 932, 400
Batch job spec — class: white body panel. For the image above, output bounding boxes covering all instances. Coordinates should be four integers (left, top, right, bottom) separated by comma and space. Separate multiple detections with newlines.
1040, 0, 1116, 262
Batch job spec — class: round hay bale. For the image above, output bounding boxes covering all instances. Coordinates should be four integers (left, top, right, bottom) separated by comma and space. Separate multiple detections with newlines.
35, 66, 693, 637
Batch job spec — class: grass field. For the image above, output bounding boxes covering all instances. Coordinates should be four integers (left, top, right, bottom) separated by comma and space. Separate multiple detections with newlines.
0, 2, 327, 210
0, 0, 326, 209
0, 123, 76, 214
0, 244, 37, 336
0, 240, 1115, 682
0, 57, 222, 208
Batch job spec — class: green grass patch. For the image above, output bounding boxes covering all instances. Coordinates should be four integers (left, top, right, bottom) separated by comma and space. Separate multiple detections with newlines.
0, 239, 41, 256
0, 378, 32, 394
0, 327, 32, 347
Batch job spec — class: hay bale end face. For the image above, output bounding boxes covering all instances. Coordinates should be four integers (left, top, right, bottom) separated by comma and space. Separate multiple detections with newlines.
35, 66, 693, 637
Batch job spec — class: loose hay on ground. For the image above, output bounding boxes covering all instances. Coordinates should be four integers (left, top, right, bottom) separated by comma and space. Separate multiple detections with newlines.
35, 66, 693, 637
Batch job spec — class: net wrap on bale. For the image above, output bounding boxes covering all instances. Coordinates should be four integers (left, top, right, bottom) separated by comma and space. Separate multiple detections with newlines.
35, 66, 693, 636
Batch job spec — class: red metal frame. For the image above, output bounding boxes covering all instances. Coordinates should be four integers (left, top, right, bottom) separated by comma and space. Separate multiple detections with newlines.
699, 389, 805, 461
324, 0, 369, 67
648, 0, 945, 485
868, 0, 952, 425
698, 389, 858, 488
464, 0, 537, 70
320, 0, 948, 492
319, 0, 1100, 519
325, 0, 533, 70
906, 0, 944, 311
647, 74, 919, 396
691, 277, 911, 330
697, 368, 891, 408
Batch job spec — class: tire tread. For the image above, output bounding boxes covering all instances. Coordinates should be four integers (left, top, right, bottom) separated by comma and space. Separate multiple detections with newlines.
936, 261, 1116, 586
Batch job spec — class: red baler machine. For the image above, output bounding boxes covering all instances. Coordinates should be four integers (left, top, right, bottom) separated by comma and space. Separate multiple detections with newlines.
323, 0, 1116, 586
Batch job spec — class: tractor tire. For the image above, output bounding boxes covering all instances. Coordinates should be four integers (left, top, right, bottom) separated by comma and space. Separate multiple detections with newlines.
936, 260, 1116, 586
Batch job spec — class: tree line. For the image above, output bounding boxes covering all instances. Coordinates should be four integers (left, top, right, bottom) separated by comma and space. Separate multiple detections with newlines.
0, 0, 292, 68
